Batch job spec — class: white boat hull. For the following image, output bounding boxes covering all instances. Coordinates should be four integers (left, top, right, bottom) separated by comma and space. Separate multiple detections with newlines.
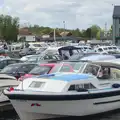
10, 95, 120, 120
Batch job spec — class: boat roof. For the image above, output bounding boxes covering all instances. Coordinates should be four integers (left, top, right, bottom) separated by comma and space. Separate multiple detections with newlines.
91, 61, 120, 68
36, 73, 94, 82
81, 54, 116, 61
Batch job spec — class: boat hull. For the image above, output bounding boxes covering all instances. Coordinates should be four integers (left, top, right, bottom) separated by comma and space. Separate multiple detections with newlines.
0, 80, 20, 111
0, 92, 13, 111
9, 95, 120, 120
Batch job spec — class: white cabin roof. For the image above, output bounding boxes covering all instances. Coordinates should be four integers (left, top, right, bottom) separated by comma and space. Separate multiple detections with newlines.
17, 73, 97, 92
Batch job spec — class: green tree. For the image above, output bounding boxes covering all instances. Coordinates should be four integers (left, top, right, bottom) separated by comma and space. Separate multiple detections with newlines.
96, 31, 101, 40
85, 28, 91, 39
90, 25, 101, 38
0, 14, 19, 42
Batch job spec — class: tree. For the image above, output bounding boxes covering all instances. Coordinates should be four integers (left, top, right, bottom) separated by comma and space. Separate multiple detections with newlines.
109, 25, 112, 34
0, 14, 19, 42
96, 31, 101, 40
81, 30, 86, 37
85, 28, 91, 39
71, 28, 81, 37
90, 25, 101, 38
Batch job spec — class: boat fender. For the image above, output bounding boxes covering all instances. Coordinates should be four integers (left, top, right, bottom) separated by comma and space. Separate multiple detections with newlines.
112, 84, 120, 88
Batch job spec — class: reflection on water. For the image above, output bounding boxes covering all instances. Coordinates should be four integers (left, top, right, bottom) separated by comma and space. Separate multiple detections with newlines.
1, 109, 120, 120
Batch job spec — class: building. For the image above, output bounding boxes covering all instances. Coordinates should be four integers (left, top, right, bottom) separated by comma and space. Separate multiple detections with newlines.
113, 6, 120, 45
18, 27, 36, 42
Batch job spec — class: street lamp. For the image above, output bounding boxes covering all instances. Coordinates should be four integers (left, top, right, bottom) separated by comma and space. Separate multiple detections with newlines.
63, 21, 66, 44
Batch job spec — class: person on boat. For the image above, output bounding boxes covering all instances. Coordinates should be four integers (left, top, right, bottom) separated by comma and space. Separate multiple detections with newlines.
97, 68, 110, 79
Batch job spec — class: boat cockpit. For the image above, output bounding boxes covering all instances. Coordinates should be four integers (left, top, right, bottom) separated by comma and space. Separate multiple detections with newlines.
50, 61, 120, 82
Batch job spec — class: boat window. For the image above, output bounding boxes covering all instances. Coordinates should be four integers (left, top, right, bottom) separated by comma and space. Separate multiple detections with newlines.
29, 81, 45, 88
113, 47, 117, 49
59, 65, 71, 72
110, 68, 120, 79
27, 57, 38, 62
89, 48, 92, 50
68, 83, 96, 91
17, 64, 36, 74
84, 83, 96, 89
104, 48, 107, 50
83, 64, 101, 76
50, 62, 85, 73
108, 47, 112, 50
68, 85, 75, 91
98, 48, 103, 52
29, 66, 52, 75
1, 64, 20, 73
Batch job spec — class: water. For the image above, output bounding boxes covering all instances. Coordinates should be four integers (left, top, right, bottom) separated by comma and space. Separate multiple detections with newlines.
1, 109, 120, 120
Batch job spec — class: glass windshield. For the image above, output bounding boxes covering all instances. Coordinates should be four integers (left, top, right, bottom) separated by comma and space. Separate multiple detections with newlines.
27, 56, 38, 62
50, 62, 86, 73
29, 66, 51, 75
1, 64, 19, 73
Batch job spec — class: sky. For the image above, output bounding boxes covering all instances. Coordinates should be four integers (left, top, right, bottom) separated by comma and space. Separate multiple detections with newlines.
0, 0, 120, 29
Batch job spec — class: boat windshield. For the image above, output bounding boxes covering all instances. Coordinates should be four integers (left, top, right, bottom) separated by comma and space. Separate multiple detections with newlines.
50, 61, 86, 73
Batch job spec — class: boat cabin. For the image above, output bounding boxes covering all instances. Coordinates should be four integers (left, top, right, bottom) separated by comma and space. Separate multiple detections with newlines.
17, 73, 100, 92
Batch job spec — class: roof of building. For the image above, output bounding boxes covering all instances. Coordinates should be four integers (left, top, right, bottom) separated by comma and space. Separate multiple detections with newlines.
19, 27, 33, 35
60, 32, 72, 36
113, 6, 120, 18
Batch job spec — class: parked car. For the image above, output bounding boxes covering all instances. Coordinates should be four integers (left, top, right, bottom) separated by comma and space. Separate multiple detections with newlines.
0, 58, 23, 70
19, 48, 36, 57
0, 63, 38, 79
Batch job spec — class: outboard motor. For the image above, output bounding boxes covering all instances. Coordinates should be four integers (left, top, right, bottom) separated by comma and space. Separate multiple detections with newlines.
112, 83, 120, 88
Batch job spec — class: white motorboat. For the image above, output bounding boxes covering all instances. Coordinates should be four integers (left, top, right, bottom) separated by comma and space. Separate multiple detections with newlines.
0, 74, 20, 111
4, 69, 120, 120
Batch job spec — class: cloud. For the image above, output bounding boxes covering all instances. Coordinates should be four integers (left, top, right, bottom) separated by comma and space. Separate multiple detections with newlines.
0, 0, 119, 29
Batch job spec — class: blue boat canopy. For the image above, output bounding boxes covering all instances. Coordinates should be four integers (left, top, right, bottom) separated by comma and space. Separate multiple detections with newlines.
36, 73, 94, 82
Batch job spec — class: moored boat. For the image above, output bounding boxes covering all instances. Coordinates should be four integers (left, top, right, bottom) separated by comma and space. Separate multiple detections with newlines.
0, 74, 20, 111
4, 72, 120, 120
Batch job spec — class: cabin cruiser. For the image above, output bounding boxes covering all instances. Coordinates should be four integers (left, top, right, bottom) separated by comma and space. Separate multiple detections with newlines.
4, 60, 120, 120
42, 46, 82, 60
0, 74, 20, 111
